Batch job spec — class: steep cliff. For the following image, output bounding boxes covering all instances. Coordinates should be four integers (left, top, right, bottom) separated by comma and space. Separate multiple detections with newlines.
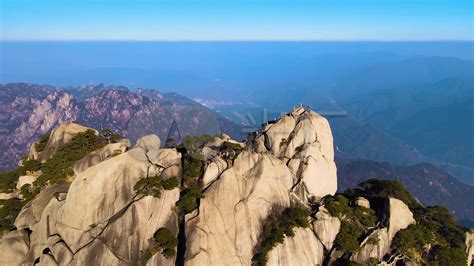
0, 107, 470, 265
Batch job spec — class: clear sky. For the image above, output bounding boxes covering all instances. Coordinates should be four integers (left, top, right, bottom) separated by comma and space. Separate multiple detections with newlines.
0, 0, 472, 41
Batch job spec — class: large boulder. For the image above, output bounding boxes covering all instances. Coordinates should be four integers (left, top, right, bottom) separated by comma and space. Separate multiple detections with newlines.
135, 134, 161, 153
0, 230, 30, 265
202, 156, 227, 188
29, 123, 96, 162
184, 152, 294, 265
55, 147, 156, 252
349, 197, 416, 264
312, 206, 341, 251
384, 197, 416, 240
69, 193, 179, 266
16, 175, 38, 190
73, 139, 130, 173
24, 197, 65, 264
148, 147, 182, 169
351, 228, 390, 263
267, 227, 325, 266
355, 197, 370, 209
14, 184, 69, 230
294, 143, 337, 199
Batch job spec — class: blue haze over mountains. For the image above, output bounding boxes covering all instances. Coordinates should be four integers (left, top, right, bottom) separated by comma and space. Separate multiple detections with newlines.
1, 41, 473, 184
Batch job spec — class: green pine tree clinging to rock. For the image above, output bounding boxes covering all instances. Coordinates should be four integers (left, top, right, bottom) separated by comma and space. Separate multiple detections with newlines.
0, 107, 472, 265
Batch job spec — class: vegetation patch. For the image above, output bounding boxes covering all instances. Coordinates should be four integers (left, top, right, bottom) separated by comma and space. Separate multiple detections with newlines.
100, 128, 122, 143
176, 187, 204, 213
428, 245, 467, 266
19, 184, 39, 202
161, 177, 180, 190
134, 176, 179, 198
330, 179, 470, 264
391, 224, 436, 261
154, 228, 178, 258
323, 194, 376, 227
141, 227, 178, 265
0, 130, 108, 232
35, 129, 106, 188
0, 199, 26, 232
0, 159, 41, 193
220, 141, 243, 165
182, 154, 204, 178
35, 131, 51, 152
365, 235, 380, 246
335, 220, 364, 253
180, 149, 205, 190
179, 135, 213, 151
391, 205, 468, 265
111, 149, 122, 157
252, 207, 310, 266
354, 179, 421, 209
322, 193, 377, 254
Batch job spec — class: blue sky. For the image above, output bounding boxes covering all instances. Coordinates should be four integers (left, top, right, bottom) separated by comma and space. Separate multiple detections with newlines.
1, 0, 472, 41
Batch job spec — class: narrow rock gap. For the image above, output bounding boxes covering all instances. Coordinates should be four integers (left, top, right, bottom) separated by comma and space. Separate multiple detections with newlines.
176, 149, 188, 266
176, 215, 186, 266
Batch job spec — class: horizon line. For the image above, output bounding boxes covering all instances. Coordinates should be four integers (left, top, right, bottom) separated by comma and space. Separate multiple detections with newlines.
1, 39, 473, 42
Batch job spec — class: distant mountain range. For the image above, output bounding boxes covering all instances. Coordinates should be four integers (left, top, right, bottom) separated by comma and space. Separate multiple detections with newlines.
207, 56, 474, 184
334, 56, 474, 100
0, 83, 245, 172
337, 78, 474, 181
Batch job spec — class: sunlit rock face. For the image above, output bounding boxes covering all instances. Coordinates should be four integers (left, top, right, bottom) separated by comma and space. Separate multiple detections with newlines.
184, 107, 338, 265
247, 107, 338, 199
2, 131, 182, 265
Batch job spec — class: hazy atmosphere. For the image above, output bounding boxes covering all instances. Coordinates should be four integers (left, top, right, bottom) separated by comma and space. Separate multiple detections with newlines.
1, 1, 473, 265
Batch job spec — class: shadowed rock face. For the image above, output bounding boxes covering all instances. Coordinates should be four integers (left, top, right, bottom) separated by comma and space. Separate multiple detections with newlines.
0, 83, 244, 172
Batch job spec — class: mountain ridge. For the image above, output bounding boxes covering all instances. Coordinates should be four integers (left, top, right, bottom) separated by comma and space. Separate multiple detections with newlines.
0, 83, 245, 172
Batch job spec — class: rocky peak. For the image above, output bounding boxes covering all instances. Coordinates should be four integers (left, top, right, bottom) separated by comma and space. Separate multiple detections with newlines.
0, 106, 470, 266
247, 106, 337, 199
